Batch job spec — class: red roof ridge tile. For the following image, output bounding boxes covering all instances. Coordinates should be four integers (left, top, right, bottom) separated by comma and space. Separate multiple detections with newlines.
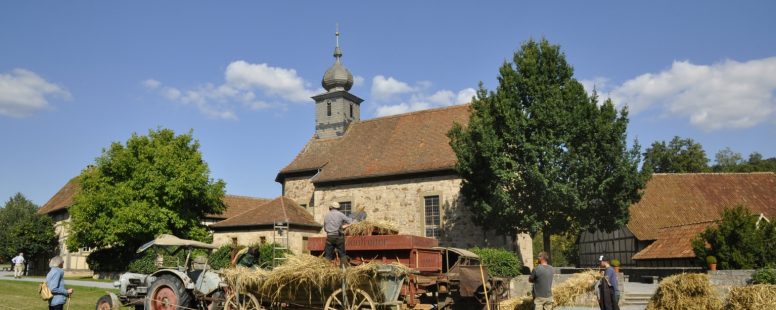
658, 220, 717, 230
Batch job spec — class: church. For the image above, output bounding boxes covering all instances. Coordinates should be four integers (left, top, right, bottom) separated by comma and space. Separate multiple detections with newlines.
40, 33, 534, 274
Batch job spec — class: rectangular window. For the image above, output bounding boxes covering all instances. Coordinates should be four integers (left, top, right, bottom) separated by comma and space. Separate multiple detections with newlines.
424, 196, 441, 238
349, 104, 353, 118
339, 201, 352, 216
327, 102, 332, 116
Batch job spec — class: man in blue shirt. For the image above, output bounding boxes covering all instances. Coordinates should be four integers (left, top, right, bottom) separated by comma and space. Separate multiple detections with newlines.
597, 255, 620, 310
323, 202, 352, 265
46, 256, 73, 310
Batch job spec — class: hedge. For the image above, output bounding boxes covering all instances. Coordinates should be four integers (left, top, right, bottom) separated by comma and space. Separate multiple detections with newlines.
469, 247, 522, 278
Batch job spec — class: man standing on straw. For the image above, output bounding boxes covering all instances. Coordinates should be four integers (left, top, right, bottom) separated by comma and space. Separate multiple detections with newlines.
324, 201, 352, 265
529, 251, 554, 310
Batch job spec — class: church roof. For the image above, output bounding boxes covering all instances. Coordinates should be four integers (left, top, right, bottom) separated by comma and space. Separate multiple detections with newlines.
627, 172, 776, 241
276, 104, 470, 184
210, 196, 321, 229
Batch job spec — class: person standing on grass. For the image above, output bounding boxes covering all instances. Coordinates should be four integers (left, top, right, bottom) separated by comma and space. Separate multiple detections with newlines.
529, 251, 554, 310
323, 201, 352, 265
11, 252, 25, 278
46, 256, 73, 310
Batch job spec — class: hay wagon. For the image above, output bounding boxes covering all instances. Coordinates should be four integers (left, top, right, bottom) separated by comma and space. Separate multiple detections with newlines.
224, 234, 506, 310
303, 235, 507, 310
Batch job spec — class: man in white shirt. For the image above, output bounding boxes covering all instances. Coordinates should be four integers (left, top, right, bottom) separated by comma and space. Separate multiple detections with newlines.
11, 253, 25, 278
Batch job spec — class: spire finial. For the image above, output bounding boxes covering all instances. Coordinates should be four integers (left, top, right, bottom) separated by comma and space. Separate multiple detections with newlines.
335, 22, 340, 48
333, 22, 343, 60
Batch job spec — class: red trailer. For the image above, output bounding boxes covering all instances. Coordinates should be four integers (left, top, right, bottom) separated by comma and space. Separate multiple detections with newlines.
307, 235, 508, 309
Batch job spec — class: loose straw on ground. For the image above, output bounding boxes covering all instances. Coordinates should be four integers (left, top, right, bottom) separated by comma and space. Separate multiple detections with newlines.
645, 273, 722, 310
726, 284, 776, 310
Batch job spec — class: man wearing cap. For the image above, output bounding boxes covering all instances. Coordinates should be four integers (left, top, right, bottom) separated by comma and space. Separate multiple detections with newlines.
323, 201, 352, 264
597, 255, 620, 310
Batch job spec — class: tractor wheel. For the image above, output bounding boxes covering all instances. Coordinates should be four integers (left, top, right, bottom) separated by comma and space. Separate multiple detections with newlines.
324, 288, 376, 310
146, 275, 193, 310
224, 292, 262, 310
96, 295, 113, 310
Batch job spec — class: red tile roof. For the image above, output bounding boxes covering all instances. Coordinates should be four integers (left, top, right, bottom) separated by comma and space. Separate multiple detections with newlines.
210, 196, 320, 228
277, 104, 469, 183
209, 195, 272, 219
37, 177, 271, 220
627, 172, 776, 241
631, 221, 713, 260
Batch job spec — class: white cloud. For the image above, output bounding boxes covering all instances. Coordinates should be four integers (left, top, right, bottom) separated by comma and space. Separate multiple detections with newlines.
142, 79, 161, 90
145, 61, 320, 119
372, 75, 475, 117
588, 57, 776, 131
371, 75, 415, 102
353, 75, 365, 87
0, 69, 71, 118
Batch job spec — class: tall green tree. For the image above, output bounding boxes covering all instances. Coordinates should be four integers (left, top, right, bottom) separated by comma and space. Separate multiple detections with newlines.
448, 38, 646, 261
642, 136, 709, 173
691, 205, 773, 269
713, 147, 744, 172
711, 149, 776, 172
67, 128, 226, 252
0, 193, 58, 262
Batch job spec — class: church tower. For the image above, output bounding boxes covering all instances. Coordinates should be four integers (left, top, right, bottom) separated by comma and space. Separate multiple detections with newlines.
312, 28, 363, 139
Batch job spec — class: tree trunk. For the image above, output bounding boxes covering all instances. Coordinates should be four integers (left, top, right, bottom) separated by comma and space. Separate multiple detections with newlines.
543, 225, 552, 265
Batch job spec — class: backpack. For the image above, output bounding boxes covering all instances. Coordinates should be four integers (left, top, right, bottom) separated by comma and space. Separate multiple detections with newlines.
39, 282, 53, 301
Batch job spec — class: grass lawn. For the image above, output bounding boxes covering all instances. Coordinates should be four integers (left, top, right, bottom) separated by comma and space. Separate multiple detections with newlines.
0, 280, 118, 310
2, 274, 115, 283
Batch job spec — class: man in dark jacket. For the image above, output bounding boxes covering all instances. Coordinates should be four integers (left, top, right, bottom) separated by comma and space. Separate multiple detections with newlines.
597, 255, 620, 310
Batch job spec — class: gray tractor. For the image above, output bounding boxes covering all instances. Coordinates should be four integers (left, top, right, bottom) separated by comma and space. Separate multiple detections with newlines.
96, 234, 226, 310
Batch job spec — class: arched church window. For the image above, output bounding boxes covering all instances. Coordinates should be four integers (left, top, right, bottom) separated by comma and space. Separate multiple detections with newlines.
327, 101, 332, 116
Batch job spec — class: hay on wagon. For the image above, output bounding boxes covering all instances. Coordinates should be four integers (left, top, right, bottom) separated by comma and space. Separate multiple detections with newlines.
646, 273, 722, 310
223, 254, 412, 304
344, 220, 399, 236
726, 284, 776, 310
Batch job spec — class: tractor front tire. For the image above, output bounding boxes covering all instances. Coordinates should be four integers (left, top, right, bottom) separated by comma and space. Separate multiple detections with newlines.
146, 275, 193, 310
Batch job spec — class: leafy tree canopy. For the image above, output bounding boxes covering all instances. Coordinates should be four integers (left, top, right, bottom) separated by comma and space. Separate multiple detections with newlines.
448, 38, 646, 259
0, 193, 58, 262
712, 148, 776, 172
642, 136, 709, 173
67, 128, 226, 251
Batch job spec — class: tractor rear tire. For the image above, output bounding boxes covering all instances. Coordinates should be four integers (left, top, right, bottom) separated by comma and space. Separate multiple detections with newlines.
146, 274, 193, 310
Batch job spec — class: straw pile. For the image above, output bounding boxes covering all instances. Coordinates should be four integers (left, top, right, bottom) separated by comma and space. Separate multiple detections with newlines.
726, 284, 776, 309
498, 270, 601, 310
646, 273, 723, 310
552, 270, 601, 306
344, 220, 399, 236
255, 254, 412, 303
221, 266, 269, 291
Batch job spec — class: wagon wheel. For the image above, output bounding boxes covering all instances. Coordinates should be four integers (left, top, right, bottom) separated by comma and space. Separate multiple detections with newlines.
324, 288, 376, 310
224, 292, 263, 310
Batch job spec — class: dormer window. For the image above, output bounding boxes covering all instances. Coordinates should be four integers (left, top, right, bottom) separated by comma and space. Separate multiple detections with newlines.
327, 101, 332, 116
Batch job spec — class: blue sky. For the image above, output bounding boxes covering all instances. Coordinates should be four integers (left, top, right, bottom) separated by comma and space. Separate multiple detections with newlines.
2, 1, 775, 205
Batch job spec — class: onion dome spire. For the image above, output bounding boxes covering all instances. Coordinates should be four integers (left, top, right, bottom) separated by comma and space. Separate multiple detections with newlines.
322, 24, 354, 92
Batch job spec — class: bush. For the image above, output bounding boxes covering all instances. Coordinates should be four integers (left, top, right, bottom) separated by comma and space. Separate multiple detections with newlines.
126, 248, 188, 274
706, 256, 717, 265
469, 247, 521, 278
692, 205, 769, 269
86, 247, 136, 272
611, 259, 620, 267
209, 244, 234, 270
752, 267, 776, 284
